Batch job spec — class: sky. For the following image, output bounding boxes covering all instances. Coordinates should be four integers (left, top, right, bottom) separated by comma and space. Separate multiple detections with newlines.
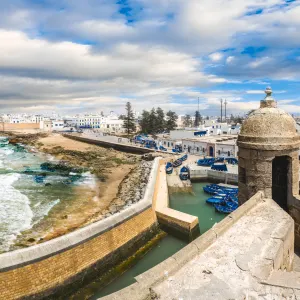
0, 0, 300, 116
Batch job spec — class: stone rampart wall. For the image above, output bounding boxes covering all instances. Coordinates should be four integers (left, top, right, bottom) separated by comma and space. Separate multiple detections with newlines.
100, 191, 265, 300
0, 158, 161, 299
1, 123, 40, 131
64, 134, 153, 154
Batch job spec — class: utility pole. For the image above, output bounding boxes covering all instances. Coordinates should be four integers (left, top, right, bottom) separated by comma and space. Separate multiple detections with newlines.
220, 99, 223, 123
224, 99, 227, 123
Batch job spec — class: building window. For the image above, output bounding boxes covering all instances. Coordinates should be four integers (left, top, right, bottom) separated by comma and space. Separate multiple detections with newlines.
228, 151, 230, 156
218, 150, 221, 155
196, 147, 199, 152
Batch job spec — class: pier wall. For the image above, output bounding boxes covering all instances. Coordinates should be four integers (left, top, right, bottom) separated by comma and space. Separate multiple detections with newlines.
0, 158, 161, 300
154, 159, 200, 241
189, 168, 238, 184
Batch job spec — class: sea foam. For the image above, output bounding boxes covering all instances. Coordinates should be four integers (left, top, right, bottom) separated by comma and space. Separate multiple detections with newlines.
0, 173, 33, 252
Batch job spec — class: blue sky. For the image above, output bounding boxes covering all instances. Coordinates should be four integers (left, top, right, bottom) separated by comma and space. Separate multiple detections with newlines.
0, 0, 300, 116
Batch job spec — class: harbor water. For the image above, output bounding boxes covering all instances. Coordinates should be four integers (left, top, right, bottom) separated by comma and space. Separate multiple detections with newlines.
169, 181, 226, 233
71, 181, 226, 299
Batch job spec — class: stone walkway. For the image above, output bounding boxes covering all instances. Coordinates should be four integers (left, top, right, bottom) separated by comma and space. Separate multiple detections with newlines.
153, 199, 299, 299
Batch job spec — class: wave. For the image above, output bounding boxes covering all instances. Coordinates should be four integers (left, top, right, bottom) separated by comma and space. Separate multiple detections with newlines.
0, 173, 33, 252
32, 199, 60, 226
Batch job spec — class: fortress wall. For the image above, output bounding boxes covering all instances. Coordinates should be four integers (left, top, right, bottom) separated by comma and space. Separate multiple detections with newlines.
1, 123, 40, 131
0, 158, 161, 300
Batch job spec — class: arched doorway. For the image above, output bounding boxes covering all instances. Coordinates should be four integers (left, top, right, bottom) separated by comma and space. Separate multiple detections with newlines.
209, 146, 214, 157
272, 156, 289, 211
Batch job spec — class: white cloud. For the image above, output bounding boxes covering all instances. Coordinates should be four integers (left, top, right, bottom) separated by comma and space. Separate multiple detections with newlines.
209, 52, 223, 62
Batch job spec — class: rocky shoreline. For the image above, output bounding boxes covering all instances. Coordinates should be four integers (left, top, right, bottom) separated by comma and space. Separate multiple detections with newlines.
103, 160, 154, 218
2, 132, 157, 248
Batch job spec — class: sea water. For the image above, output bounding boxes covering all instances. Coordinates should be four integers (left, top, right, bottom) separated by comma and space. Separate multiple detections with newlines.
0, 137, 96, 252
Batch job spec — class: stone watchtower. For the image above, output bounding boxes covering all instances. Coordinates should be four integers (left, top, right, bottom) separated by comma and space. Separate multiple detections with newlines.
237, 87, 300, 212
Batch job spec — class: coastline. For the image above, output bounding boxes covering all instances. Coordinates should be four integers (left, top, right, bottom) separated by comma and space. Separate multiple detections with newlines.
6, 133, 141, 249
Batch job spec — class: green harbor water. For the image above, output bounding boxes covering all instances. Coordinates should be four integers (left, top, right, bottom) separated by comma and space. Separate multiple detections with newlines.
72, 182, 225, 299
169, 181, 226, 233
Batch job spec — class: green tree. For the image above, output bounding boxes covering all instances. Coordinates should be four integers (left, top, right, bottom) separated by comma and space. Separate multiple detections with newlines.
149, 108, 157, 133
155, 107, 165, 133
183, 114, 192, 127
140, 110, 151, 133
165, 110, 178, 131
194, 111, 200, 127
206, 116, 209, 120
123, 102, 136, 136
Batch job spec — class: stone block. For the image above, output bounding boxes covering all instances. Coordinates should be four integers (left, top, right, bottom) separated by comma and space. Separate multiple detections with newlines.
255, 161, 272, 174
262, 238, 283, 270
193, 229, 217, 253
239, 157, 245, 168
211, 216, 234, 237
250, 258, 273, 281
231, 192, 262, 222
135, 257, 178, 288
171, 242, 198, 268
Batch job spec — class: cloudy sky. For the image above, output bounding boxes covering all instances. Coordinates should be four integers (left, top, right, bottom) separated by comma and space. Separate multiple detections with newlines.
1, 0, 300, 116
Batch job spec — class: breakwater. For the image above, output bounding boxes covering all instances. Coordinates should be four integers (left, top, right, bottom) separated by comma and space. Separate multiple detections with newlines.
0, 157, 161, 299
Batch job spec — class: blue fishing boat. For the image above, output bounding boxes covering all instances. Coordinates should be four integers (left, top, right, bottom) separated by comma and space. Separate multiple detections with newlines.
206, 197, 225, 205
215, 157, 225, 163
165, 162, 173, 174
179, 166, 189, 180
179, 154, 188, 161
229, 195, 238, 204
226, 201, 238, 210
159, 145, 167, 151
203, 186, 222, 195
211, 163, 228, 172
197, 158, 215, 166
214, 200, 238, 214
226, 157, 238, 165
172, 159, 182, 168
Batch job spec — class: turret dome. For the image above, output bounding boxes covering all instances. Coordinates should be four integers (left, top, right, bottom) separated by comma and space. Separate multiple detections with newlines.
238, 87, 300, 150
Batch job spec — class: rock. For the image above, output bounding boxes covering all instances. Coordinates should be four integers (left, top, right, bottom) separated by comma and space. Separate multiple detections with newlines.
27, 238, 35, 243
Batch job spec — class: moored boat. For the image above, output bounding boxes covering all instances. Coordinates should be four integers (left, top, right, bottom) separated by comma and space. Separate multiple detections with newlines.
179, 166, 189, 180
172, 159, 182, 168
165, 162, 173, 174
